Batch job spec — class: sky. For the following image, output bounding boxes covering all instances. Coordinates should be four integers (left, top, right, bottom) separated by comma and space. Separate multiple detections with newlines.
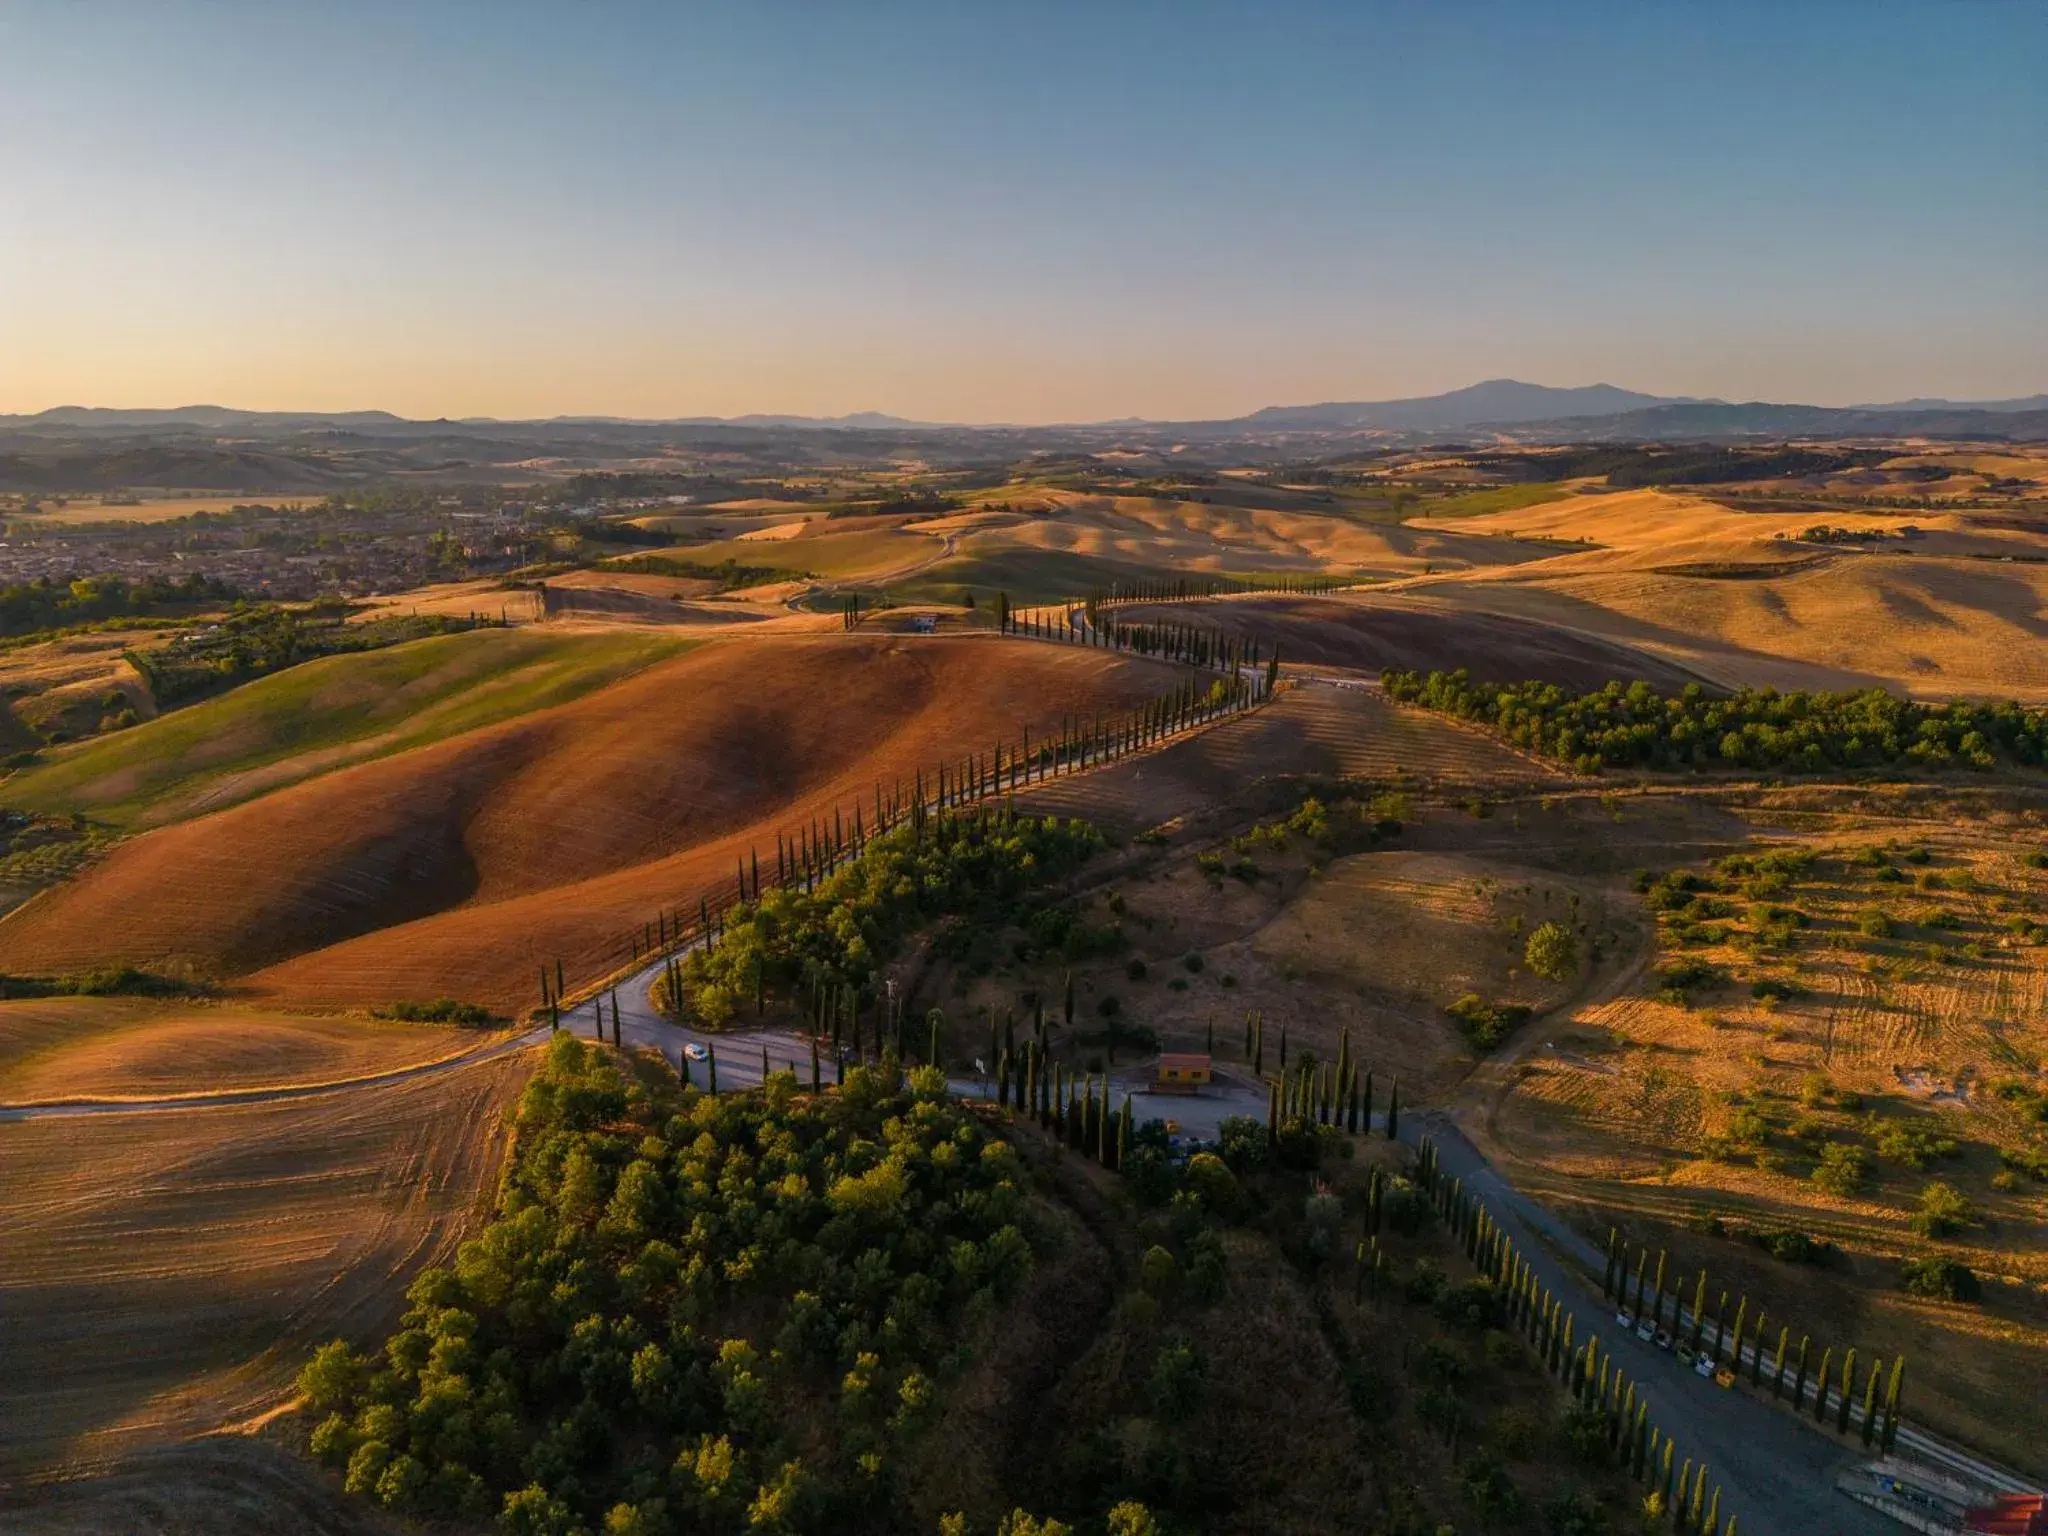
2, 0, 2043, 422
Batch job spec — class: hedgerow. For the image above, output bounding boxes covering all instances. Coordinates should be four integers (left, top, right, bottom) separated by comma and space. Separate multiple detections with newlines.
1381, 669, 2048, 775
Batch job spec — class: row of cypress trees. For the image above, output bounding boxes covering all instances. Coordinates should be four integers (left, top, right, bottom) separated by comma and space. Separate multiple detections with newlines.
1089, 572, 1355, 604
596, 663, 1274, 1024
1388, 1138, 1747, 1536
1601, 1233, 1905, 1453
996, 593, 1282, 695
1250, 1020, 1400, 1142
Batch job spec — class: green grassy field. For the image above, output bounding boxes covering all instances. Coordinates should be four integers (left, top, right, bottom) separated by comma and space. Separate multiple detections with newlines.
3, 627, 692, 828
1412, 481, 1576, 518
884, 546, 1186, 608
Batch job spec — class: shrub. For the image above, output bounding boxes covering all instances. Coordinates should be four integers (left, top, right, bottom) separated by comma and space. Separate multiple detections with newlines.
1911, 1180, 1976, 1238
1182, 951, 1204, 973
1445, 993, 1532, 1050
1900, 1255, 1980, 1302
1125, 957, 1148, 981
1524, 922, 1579, 981
1812, 1142, 1869, 1197
1760, 1229, 1819, 1263
1876, 1121, 1959, 1170
378, 998, 502, 1026
1858, 911, 1895, 940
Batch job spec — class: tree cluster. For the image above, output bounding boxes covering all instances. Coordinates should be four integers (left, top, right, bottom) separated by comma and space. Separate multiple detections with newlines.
300, 1037, 1038, 1534
1383, 669, 2048, 775
0, 570, 237, 638
659, 809, 1104, 1028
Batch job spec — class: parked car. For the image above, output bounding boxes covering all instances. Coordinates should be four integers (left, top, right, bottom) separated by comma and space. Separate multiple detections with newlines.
683, 1042, 709, 1062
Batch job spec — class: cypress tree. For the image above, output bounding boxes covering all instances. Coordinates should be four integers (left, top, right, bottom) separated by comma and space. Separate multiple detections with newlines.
555, 958, 565, 1000
1860, 1356, 1882, 1447
1603, 1230, 1620, 1301
1836, 1349, 1856, 1434
1813, 1347, 1834, 1423
1361, 1069, 1373, 1132
1385, 1078, 1399, 1140
1770, 1326, 1789, 1398
810, 1038, 821, 1093
1792, 1336, 1810, 1412
1881, 1356, 1904, 1452
1279, 1025, 1288, 1070
1689, 1271, 1708, 1354
1253, 1013, 1265, 1075
1063, 970, 1075, 1029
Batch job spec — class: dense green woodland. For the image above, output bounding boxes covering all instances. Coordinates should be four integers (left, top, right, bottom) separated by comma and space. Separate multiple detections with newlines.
302, 1039, 1048, 1533
663, 810, 1106, 1027
1383, 669, 2048, 775
0, 571, 236, 638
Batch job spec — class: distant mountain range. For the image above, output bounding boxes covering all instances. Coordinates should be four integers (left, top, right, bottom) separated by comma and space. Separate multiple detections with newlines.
4, 382, 2045, 442
1237, 379, 1693, 432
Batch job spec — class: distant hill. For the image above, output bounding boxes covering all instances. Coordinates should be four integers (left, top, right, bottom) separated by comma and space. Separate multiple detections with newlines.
1239, 379, 1693, 432
1506, 401, 2048, 443
3, 405, 411, 431
1851, 394, 2048, 414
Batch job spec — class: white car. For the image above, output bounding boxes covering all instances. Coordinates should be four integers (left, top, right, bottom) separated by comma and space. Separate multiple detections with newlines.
683, 1042, 709, 1062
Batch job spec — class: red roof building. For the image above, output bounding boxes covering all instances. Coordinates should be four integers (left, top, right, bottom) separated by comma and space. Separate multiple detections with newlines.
1966, 1495, 2048, 1535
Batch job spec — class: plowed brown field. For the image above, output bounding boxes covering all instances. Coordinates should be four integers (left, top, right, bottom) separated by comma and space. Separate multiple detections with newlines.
0, 1047, 527, 1482
0, 634, 1168, 1009
1113, 593, 1706, 690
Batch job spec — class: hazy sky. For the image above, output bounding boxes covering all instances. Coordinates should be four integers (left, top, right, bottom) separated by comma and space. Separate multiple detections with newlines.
3, 1, 2042, 421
